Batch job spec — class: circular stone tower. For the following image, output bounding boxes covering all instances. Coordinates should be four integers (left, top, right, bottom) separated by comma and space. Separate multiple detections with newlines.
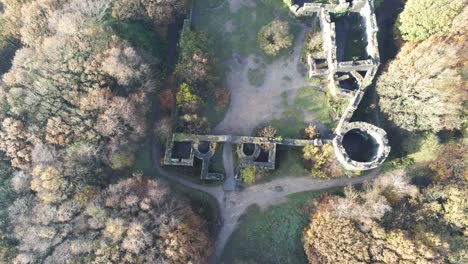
333, 122, 390, 171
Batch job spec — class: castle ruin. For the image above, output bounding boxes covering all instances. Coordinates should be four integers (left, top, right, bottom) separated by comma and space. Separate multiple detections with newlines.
164, 0, 390, 180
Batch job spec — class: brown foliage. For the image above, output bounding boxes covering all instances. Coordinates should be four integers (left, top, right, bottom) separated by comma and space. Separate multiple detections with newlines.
429, 142, 467, 182
213, 88, 229, 108
11, 176, 212, 263
302, 144, 343, 178
303, 124, 319, 139
159, 88, 175, 112
178, 114, 210, 134
376, 10, 467, 132
0, 118, 33, 169
304, 195, 444, 264
256, 125, 277, 138
0, 0, 158, 171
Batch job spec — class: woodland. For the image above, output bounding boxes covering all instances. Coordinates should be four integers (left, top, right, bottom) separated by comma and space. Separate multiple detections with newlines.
0, 0, 466, 263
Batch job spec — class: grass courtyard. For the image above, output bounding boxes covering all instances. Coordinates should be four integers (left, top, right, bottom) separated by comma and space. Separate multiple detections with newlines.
269, 85, 334, 138
192, 0, 292, 60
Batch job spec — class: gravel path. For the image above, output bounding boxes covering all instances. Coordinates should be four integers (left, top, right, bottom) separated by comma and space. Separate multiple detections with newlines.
222, 143, 236, 191
214, 26, 309, 135
152, 138, 379, 263
150, 14, 381, 263
210, 171, 379, 262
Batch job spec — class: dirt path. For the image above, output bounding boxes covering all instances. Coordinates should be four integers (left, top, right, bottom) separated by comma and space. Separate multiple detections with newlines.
214, 26, 310, 135
152, 132, 380, 263
151, 19, 381, 261
210, 171, 379, 262
222, 143, 236, 191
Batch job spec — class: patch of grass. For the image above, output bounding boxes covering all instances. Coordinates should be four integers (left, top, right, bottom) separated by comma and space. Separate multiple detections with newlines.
272, 146, 308, 178
294, 87, 334, 126
222, 188, 342, 264
134, 138, 153, 175
268, 87, 334, 138
209, 143, 225, 174
270, 116, 307, 138
193, 0, 292, 60
201, 95, 228, 129
248, 65, 266, 86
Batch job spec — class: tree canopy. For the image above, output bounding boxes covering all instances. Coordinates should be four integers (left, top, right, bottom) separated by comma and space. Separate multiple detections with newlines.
304, 152, 468, 264
0, 0, 212, 263
397, 0, 465, 41
257, 20, 293, 56
377, 6, 467, 132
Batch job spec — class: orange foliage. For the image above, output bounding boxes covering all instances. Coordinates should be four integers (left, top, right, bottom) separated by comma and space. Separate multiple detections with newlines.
160, 88, 175, 112
213, 88, 229, 108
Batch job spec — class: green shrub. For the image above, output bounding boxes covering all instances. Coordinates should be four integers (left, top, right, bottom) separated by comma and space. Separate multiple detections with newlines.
175, 28, 214, 84
333, 3, 349, 15
247, 67, 266, 87
397, 0, 464, 41
241, 166, 256, 185
403, 133, 440, 163
110, 150, 136, 170
176, 83, 200, 109
257, 20, 293, 56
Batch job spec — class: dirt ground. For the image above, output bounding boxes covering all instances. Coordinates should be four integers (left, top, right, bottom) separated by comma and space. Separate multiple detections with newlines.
214, 26, 311, 135
228, 0, 256, 12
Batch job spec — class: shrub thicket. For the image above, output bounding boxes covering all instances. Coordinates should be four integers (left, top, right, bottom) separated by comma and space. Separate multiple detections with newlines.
257, 20, 293, 56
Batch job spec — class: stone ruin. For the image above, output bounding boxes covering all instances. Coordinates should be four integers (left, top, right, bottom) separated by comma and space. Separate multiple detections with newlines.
163, 0, 390, 180
164, 133, 324, 180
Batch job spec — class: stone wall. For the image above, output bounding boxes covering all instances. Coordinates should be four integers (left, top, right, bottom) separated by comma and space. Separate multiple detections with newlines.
163, 0, 389, 177
290, 0, 388, 170
163, 133, 327, 179
333, 122, 391, 171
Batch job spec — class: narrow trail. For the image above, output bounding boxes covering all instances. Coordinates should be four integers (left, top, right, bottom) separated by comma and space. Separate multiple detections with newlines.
152, 134, 379, 263
210, 170, 379, 262
222, 143, 236, 191
151, 14, 383, 264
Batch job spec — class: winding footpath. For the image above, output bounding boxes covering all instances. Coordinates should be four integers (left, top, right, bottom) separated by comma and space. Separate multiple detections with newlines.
151, 135, 379, 263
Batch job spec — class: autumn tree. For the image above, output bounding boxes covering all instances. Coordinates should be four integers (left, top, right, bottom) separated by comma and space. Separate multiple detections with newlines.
304, 171, 467, 264
303, 144, 343, 178
111, 0, 187, 34
159, 88, 175, 112
377, 4, 467, 132
257, 20, 293, 56
0, 162, 16, 263
0, 0, 32, 45
213, 88, 229, 108
0, 0, 154, 169
175, 27, 214, 86
304, 196, 443, 263
397, 0, 465, 41
0, 118, 33, 169
304, 124, 319, 139
429, 142, 466, 182
10, 175, 212, 263
257, 125, 277, 138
